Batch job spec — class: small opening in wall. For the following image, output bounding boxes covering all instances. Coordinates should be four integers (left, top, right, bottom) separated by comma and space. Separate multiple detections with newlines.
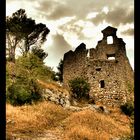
107, 36, 113, 44
87, 49, 90, 58
107, 54, 115, 60
99, 80, 105, 88
96, 67, 101, 71
107, 56, 115, 60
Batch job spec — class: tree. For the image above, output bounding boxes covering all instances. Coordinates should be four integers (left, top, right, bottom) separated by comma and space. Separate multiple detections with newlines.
31, 46, 48, 61
56, 59, 63, 82
6, 54, 43, 106
6, 52, 55, 106
6, 9, 50, 62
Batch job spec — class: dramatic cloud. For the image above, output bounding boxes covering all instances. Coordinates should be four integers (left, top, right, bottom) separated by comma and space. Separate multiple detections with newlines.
6, 0, 134, 70
59, 19, 86, 40
121, 28, 134, 36
35, 0, 74, 20
44, 33, 72, 71
34, 0, 133, 21
7, 0, 134, 31
92, 7, 134, 26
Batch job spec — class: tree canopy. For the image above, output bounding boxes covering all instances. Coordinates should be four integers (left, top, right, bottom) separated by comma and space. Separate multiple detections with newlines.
6, 9, 50, 62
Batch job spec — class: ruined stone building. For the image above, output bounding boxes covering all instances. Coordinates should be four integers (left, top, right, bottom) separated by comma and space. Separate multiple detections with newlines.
63, 26, 134, 106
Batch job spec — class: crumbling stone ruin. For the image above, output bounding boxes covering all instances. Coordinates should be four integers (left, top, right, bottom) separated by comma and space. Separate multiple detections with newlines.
63, 26, 134, 107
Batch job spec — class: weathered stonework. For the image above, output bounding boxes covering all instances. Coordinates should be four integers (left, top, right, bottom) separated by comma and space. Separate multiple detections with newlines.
63, 26, 134, 107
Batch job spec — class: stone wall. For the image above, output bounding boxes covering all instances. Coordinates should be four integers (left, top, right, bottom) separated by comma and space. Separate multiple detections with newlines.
63, 26, 134, 107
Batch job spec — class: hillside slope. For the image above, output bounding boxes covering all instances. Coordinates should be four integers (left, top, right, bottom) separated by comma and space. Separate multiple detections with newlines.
6, 80, 132, 140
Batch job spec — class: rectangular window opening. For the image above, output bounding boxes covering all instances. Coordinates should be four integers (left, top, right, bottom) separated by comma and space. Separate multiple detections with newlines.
87, 49, 90, 58
99, 80, 105, 88
96, 67, 101, 71
107, 36, 113, 44
107, 54, 115, 60
107, 56, 115, 60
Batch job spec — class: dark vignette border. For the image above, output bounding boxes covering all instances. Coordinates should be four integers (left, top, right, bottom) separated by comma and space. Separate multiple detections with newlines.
0, 0, 138, 140
0, 0, 6, 139
134, 0, 140, 139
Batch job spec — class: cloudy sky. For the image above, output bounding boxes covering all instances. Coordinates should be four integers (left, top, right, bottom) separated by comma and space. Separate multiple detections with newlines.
6, 0, 134, 71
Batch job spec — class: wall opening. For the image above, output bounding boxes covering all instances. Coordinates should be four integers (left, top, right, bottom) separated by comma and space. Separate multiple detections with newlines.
87, 49, 90, 58
96, 67, 101, 71
107, 54, 115, 60
107, 36, 113, 44
99, 80, 105, 88
107, 56, 115, 60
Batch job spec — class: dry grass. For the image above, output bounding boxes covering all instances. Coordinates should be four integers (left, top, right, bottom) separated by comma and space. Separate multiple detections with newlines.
37, 79, 69, 96
6, 101, 70, 138
65, 125, 110, 140
63, 109, 131, 139
6, 102, 131, 140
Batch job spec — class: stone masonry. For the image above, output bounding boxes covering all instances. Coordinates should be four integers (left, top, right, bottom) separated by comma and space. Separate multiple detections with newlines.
63, 26, 134, 107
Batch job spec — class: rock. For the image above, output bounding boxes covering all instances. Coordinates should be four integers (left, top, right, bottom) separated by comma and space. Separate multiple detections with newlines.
45, 89, 53, 94
66, 106, 83, 112
87, 104, 110, 114
102, 106, 110, 114
42, 88, 71, 107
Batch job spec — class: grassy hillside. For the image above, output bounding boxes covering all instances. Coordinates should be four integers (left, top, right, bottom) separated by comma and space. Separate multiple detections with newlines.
6, 59, 133, 140
6, 101, 131, 140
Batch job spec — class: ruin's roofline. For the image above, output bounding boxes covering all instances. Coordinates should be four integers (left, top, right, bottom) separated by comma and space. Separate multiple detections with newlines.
64, 26, 126, 58
101, 26, 117, 33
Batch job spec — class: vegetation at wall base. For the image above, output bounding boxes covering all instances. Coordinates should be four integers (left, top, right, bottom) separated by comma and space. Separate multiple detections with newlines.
69, 77, 90, 100
120, 101, 134, 140
120, 102, 134, 117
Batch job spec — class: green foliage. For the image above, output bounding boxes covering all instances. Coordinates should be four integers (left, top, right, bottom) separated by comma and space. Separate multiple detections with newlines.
120, 102, 134, 117
56, 59, 63, 82
119, 101, 134, 140
6, 53, 55, 106
69, 77, 90, 100
31, 46, 48, 61
7, 78, 42, 106
15, 53, 54, 81
16, 53, 43, 70
6, 8, 50, 62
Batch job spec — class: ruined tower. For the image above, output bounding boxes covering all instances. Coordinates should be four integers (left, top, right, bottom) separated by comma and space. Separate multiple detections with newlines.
63, 26, 134, 106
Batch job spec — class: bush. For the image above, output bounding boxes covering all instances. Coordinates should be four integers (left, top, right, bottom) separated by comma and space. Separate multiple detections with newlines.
16, 54, 55, 81
120, 102, 134, 117
69, 77, 90, 100
6, 53, 56, 106
7, 79, 42, 106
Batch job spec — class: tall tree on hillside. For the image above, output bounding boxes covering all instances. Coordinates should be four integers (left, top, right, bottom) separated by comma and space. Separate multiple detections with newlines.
31, 46, 48, 61
6, 9, 50, 62
56, 59, 63, 82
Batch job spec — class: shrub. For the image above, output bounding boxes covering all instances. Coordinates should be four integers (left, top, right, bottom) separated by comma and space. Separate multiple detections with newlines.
6, 53, 55, 106
120, 102, 134, 117
16, 54, 55, 81
69, 77, 90, 100
7, 79, 42, 106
